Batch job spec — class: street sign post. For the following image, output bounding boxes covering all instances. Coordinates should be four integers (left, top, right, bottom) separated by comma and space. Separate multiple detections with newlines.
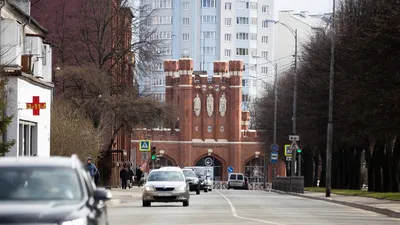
270, 152, 278, 164
227, 166, 234, 173
270, 143, 279, 152
139, 140, 151, 152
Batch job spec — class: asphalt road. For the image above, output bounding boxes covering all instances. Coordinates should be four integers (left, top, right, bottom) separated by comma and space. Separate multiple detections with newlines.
108, 189, 400, 225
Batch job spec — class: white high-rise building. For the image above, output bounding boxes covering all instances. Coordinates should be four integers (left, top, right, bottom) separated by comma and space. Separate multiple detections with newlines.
139, 0, 276, 110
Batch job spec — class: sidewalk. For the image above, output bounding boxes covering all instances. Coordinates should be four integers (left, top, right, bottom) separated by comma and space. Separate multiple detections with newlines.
273, 190, 400, 218
107, 186, 143, 206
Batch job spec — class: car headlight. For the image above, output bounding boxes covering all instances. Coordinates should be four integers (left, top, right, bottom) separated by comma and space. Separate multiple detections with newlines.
176, 185, 186, 191
61, 218, 87, 225
144, 186, 153, 191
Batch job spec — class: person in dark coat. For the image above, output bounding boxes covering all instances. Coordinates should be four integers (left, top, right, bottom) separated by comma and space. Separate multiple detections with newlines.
135, 166, 143, 187
120, 166, 128, 189
127, 167, 134, 188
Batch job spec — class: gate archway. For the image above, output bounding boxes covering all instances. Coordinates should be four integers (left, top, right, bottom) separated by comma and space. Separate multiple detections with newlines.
244, 157, 265, 183
195, 156, 223, 181
148, 156, 176, 170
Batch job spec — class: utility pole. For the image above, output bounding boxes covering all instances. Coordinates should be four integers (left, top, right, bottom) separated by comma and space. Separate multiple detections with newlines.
273, 64, 278, 178
291, 29, 298, 177
326, 0, 336, 198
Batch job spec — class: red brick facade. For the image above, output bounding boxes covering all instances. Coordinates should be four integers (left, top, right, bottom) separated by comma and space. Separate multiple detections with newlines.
132, 59, 286, 181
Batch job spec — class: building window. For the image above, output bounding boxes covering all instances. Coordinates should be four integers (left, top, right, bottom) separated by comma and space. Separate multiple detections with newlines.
153, 31, 172, 39
262, 20, 269, 28
262, 36, 268, 44
242, 94, 250, 102
202, 0, 216, 8
182, 33, 189, 41
237, 1, 249, 9
237, 17, 249, 24
236, 48, 249, 56
202, 47, 216, 55
157, 47, 172, 55
250, 2, 257, 10
153, 16, 173, 24
224, 33, 231, 42
225, 18, 232, 26
18, 121, 37, 157
202, 15, 216, 23
42, 45, 47, 66
242, 79, 250, 86
183, 18, 190, 26
156, 63, 163, 71
262, 5, 269, 13
182, 48, 189, 57
225, 2, 232, 10
182, 1, 189, 10
261, 51, 268, 59
153, 0, 172, 9
224, 49, 231, 57
250, 33, 257, 40
201, 31, 216, 39
250, 17, 257, 25
261, 67, 268, 74
236, 32, 249, 40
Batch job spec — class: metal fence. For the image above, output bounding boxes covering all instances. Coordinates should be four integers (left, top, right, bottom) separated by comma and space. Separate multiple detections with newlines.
213, 181, 272, 192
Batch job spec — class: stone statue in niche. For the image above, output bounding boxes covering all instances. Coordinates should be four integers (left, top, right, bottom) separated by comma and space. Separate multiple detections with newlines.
206, 94, 214, 117
219, 93, 227, 117
193, 94, 201, 117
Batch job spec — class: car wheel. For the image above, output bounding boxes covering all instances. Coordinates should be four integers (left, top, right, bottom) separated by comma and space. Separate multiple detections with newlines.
204, 188, 208, 193
142, 200, 151, 207
209, 188, 212, 192
196, 189, 200, 195
183, 200, 189, 207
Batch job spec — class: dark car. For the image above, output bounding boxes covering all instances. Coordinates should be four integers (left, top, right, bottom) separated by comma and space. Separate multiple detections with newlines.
184, 167, 212, 192
182, 169, 201, 195
0, 155, 112, 225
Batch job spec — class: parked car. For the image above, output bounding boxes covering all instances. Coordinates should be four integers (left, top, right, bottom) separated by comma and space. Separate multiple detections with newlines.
0, 155, 112, 225
142, 167, 190, 207
182, 169, 200, 195
185, 166, 212, 192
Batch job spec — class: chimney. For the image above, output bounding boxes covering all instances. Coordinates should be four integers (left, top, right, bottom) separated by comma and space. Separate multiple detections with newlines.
300, 11, 308, 18
241, 111, 251, 130
9, 0, 31, 15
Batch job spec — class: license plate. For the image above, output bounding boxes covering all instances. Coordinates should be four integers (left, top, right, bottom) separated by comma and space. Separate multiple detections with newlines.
157, 192, 172, 196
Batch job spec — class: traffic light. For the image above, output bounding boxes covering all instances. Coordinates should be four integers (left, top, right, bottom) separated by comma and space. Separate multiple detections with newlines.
151, 146, 157, 161
296, 149, 302, 154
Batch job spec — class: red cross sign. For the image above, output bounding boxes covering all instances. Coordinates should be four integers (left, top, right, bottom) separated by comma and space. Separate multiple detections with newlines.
26, 96, 46, 116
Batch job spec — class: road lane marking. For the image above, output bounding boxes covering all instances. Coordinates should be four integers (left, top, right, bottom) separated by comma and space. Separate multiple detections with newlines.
216, 190, 286, 225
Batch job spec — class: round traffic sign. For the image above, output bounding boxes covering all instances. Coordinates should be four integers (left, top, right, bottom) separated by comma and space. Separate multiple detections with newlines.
270, 143, 279, 152
204, 157, 213, 166
227, 166, 234, 173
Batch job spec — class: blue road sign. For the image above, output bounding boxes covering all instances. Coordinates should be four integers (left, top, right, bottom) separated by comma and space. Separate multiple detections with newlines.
227, 166, 234, 173
270, 152, 278, 164
270, 143, 279, 152
139, 140, 151, 151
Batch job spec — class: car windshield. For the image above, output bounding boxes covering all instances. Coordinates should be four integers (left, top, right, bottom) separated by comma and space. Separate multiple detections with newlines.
148, 171, 184, 181
0, 167, 83, 201
183, 170, 197, 177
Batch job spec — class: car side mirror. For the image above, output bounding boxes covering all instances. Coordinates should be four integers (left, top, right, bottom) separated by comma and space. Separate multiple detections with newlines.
94, 188, 112, 201
198, 176, 201, 178
185, 178, 190, 182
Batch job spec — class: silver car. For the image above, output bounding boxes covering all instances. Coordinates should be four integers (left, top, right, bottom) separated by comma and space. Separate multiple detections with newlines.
142, 167, 190, 207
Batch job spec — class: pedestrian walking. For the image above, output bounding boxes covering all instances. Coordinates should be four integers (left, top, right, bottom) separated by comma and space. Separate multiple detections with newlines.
135, 166, 143, 187
85, 157, 99, 180
120, 165, 128, 189
127, 166, 134, 188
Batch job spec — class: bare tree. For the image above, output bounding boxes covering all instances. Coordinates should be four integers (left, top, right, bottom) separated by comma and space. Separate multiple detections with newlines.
50, 99, 103, 160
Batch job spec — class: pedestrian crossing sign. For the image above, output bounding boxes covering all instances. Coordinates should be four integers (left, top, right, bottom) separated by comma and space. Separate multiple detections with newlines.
139, 140, 151, 152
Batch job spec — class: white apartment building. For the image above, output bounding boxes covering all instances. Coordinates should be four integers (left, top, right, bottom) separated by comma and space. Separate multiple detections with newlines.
274, 10, 331, 78
1, 0, 53, 157
140, 0, 276, 110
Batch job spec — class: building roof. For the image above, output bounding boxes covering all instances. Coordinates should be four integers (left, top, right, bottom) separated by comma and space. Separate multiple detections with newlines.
4, 0, 49, 35
280, 10, 331, 29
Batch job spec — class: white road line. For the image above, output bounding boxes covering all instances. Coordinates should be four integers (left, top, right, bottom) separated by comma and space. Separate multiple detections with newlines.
216, 190, 286, 225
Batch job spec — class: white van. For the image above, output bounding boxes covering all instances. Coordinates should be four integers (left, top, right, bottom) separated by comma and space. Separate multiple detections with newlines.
227, 173, 245, 189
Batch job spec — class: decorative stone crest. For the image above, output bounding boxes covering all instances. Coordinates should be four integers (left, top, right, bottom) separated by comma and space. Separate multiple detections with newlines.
195, 85, 201, 89
220, 126, 224, 132
207, 126, 212, 132
215, 85, 220, 92
219, 93, 227, 117
195, 126, 199, 132
221, 86, 226, 90
202, 85, 207, 92
193, 94, 201, 117
206, 94, 214, 117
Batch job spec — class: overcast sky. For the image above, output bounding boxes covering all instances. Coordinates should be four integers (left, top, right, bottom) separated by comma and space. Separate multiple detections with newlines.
276, 0, 333, 14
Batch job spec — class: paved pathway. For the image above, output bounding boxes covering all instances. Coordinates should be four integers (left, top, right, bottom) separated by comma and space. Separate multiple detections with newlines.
107, 189, 400, 225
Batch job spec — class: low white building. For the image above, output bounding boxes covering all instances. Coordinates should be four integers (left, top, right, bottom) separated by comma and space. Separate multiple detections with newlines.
0, 0, 53, 157
274, 10, 331, 79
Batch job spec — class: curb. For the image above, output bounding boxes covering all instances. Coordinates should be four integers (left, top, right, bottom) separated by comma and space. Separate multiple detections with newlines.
107, 199, 122, 206
272, 190, 400, 218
